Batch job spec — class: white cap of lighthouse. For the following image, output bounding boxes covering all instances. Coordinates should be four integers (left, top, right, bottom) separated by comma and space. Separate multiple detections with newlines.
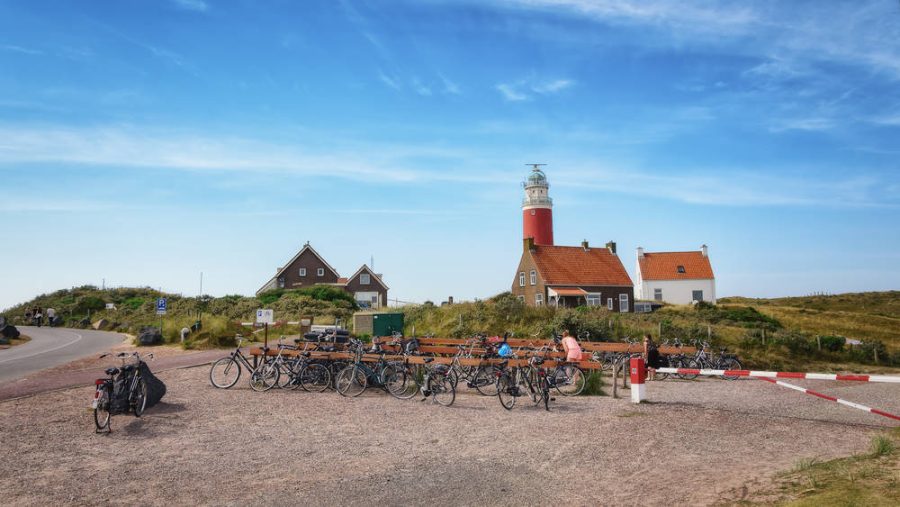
522, 164, 554, 246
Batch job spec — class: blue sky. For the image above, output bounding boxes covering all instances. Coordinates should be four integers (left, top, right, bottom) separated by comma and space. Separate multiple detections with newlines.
1, 0, 899, 310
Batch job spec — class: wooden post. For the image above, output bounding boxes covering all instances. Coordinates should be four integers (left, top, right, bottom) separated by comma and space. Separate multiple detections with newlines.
612, 362, 619, 398
707, 325, 711, 341
762, 328, 766, 346
874, 347, 879, 364
658, 321, 662, 339
816, 335, 822, 351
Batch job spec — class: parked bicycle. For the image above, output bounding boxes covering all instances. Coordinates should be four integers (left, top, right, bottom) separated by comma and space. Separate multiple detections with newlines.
209, 334, 263, 389
92, 351, 154, 433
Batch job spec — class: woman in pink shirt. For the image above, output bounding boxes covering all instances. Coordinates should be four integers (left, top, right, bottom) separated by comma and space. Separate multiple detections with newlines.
559, 330, 582, 362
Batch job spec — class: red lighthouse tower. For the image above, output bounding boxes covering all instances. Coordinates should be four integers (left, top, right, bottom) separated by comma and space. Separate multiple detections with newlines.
522, 164, 554, 245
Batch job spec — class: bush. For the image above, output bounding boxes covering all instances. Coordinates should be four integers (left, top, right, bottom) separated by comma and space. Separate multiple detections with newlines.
817, 335, 846, 352
776, 330, 815, 355
257, 289, 284, 306
123, 297, 145, 311
695, 302, 781, 330
73, 296, 106, 315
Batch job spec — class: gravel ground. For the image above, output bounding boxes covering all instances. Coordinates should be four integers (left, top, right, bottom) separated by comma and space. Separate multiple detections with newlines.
0, 368, 897, 506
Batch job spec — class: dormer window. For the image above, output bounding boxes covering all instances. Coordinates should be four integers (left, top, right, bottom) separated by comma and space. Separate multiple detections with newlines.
299, 268, 306, 277
360, 273, 370, 285
317, 268, 324, 277
529, 270, 536, 285
676, 265, 686, 274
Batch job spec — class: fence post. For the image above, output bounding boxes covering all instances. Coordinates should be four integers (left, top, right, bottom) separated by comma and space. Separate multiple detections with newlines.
612, 362, 619, 398
816, 335, 821, 351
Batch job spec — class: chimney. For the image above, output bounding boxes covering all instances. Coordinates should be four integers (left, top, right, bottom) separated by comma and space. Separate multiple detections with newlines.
637, 247, 644, 259
448, 296, 454, 305
523, 237, 535, 252
701, 244, 708, 257
606, 241, 617, 254
581, 239, 589, 251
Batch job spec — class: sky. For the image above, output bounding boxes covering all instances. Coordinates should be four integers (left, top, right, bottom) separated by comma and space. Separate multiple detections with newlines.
1, 0, 899, 310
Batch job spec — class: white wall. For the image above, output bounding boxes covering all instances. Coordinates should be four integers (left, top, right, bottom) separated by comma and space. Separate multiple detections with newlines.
638, 279, 716, 305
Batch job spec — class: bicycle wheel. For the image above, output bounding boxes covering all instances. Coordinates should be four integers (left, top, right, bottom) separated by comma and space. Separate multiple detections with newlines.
719, 357, 743, 380
431, 373, 456, 407
249, 362, 279, 392
336, 366, 367, 397
555, 365, 586, 396
329, 361, 348, 389
474, 365, 500, 396
94, 391, 111, 432
277, 361, 295, 389
497, 374, 516, 410
132, 378, 148, 417
385, 365, 418, 400
209, 357, 241, 389
297, 363, 330, 392
655, 357, 670, 381
681, 358, 701, 380
542, 378, 551, 411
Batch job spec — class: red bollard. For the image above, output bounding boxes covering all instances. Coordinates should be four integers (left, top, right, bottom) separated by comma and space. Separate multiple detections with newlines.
630, 357, 646, 403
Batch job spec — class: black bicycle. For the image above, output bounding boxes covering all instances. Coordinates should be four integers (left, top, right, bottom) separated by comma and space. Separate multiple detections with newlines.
92, 351, 154, 433
209, 334, 262, 389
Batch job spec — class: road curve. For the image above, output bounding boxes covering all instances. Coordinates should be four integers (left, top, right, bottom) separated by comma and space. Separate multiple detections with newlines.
0, 327, 127, 384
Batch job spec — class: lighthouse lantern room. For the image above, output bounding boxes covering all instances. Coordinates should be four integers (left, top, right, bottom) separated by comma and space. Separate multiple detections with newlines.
522, 164, 554, 246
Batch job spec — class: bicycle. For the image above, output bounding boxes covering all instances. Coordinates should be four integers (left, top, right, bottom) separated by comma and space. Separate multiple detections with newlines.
209, 334, 262, 389
416, 357, 456, 406
335, 339, 400, 397
495, 357, 552, 411
92, 351, 154, 433
687, 341, 743, 380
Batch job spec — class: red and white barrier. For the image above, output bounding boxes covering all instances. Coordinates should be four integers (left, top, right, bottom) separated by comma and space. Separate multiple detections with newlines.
654, 368, 900, 384
758, 377, 900, 422
631, 357, 646, 403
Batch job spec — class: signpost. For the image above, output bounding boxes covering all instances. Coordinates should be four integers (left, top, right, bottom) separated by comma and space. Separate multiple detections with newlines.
157, 297, 167, 339
256, 309, 274, 348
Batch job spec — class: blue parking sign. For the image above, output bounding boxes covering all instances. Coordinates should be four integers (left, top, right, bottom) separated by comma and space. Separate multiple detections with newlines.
156, 297, 167, 315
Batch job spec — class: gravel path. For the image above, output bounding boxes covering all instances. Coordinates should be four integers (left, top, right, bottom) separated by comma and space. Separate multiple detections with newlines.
0, 368, 897, 506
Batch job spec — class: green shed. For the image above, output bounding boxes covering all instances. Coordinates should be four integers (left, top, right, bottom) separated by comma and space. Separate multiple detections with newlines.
372, 313, 404, 337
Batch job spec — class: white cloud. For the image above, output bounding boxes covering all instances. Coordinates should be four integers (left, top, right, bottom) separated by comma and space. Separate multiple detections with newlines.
439, 74, 461, 95
496, 83, 529, 101
531, 79, 574, 94
377, 70, 401, 90
769, 117, 836, 133
171, 0, 208, 12
411, 78, 432, 96
0, 44, 42, 55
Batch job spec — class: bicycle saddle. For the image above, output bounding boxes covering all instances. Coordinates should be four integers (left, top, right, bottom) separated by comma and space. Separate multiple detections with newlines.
301, 352, 311, 357
105, 367, 119, 376
532, 357, 545, 365
424, 357, 434, 363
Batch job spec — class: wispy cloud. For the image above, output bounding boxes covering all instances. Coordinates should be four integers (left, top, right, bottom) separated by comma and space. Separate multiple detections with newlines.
411, 78, 432, 96
439, 74, 461, 95
769, 117, 836, 133
171, 0, 208, 12
377, 70, 401, 90
0, 44, 42, 55
496, 76, 575, 101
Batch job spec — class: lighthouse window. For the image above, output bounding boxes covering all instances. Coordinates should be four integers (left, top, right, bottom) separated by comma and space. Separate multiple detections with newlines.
519, 272, 525, 287
529, 270, 536, 285
530, 209, 536, 216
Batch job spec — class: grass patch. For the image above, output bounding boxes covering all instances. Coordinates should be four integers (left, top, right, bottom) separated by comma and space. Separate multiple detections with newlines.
741, 432, 900, 506
580, 370, 605, 396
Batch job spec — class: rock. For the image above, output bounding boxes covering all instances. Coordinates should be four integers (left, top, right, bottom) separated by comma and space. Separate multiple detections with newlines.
138, 326, 163, 346
92, 319, 110, 330
1, 324, 20, 339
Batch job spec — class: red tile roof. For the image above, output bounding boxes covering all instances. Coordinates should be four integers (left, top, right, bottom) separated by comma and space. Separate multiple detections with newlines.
337, 278, 349, 284
531, 245, 633, 287
638, 251, 714, 280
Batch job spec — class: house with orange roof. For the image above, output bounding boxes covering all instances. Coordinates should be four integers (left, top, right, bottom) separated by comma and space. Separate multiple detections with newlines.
635, 245, 715, 305
511, 238, 635, 311
256, 242, 388, 308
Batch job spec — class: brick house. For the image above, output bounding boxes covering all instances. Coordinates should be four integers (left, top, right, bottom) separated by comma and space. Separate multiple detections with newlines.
257, 243, 389, 309
511, 238, 635, 312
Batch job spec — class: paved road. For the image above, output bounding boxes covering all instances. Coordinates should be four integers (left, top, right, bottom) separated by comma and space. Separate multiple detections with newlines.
0, 326, 126, 384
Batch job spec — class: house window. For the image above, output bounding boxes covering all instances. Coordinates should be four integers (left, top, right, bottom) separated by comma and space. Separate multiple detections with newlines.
529, 270, 536, 285
619, 293, 629, 312
654, 288, 663, 301
517, 295, 525, 303
317, 268, 324, 277
277, 277, 285, 289
360, 273, 370, 285
607, 298, 613, 310
587, 293, 602, 306
519, 272, 525, 287
677, 265, 686, 274
535, 293, 543, 306
692, 290, 704, 302
299, 268, 306, 277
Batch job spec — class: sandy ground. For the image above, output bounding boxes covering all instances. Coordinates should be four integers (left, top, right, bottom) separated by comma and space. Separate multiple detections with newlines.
0, 367, 897, 506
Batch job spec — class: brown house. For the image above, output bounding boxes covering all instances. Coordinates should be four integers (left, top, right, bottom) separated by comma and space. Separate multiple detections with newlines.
511, 238, 634, 312
257, 243, 389, 309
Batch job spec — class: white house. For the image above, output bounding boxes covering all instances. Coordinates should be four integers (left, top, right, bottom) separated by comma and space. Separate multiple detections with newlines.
635, 245, 716, 304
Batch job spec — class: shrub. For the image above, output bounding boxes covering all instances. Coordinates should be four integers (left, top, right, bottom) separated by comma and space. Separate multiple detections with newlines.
817, 335, 846, 352
257, 289, 285, 306
777, 330, 815, 355
73, 296, 106, 315
123, 297, 145, 311
870, 435, 894, 457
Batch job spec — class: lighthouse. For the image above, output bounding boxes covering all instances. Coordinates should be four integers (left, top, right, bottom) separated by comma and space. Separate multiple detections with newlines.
522, 164, 554, 245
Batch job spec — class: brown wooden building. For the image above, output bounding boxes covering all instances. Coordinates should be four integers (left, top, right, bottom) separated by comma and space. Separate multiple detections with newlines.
257, 243, 388, 309
511, 238, 634, 312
